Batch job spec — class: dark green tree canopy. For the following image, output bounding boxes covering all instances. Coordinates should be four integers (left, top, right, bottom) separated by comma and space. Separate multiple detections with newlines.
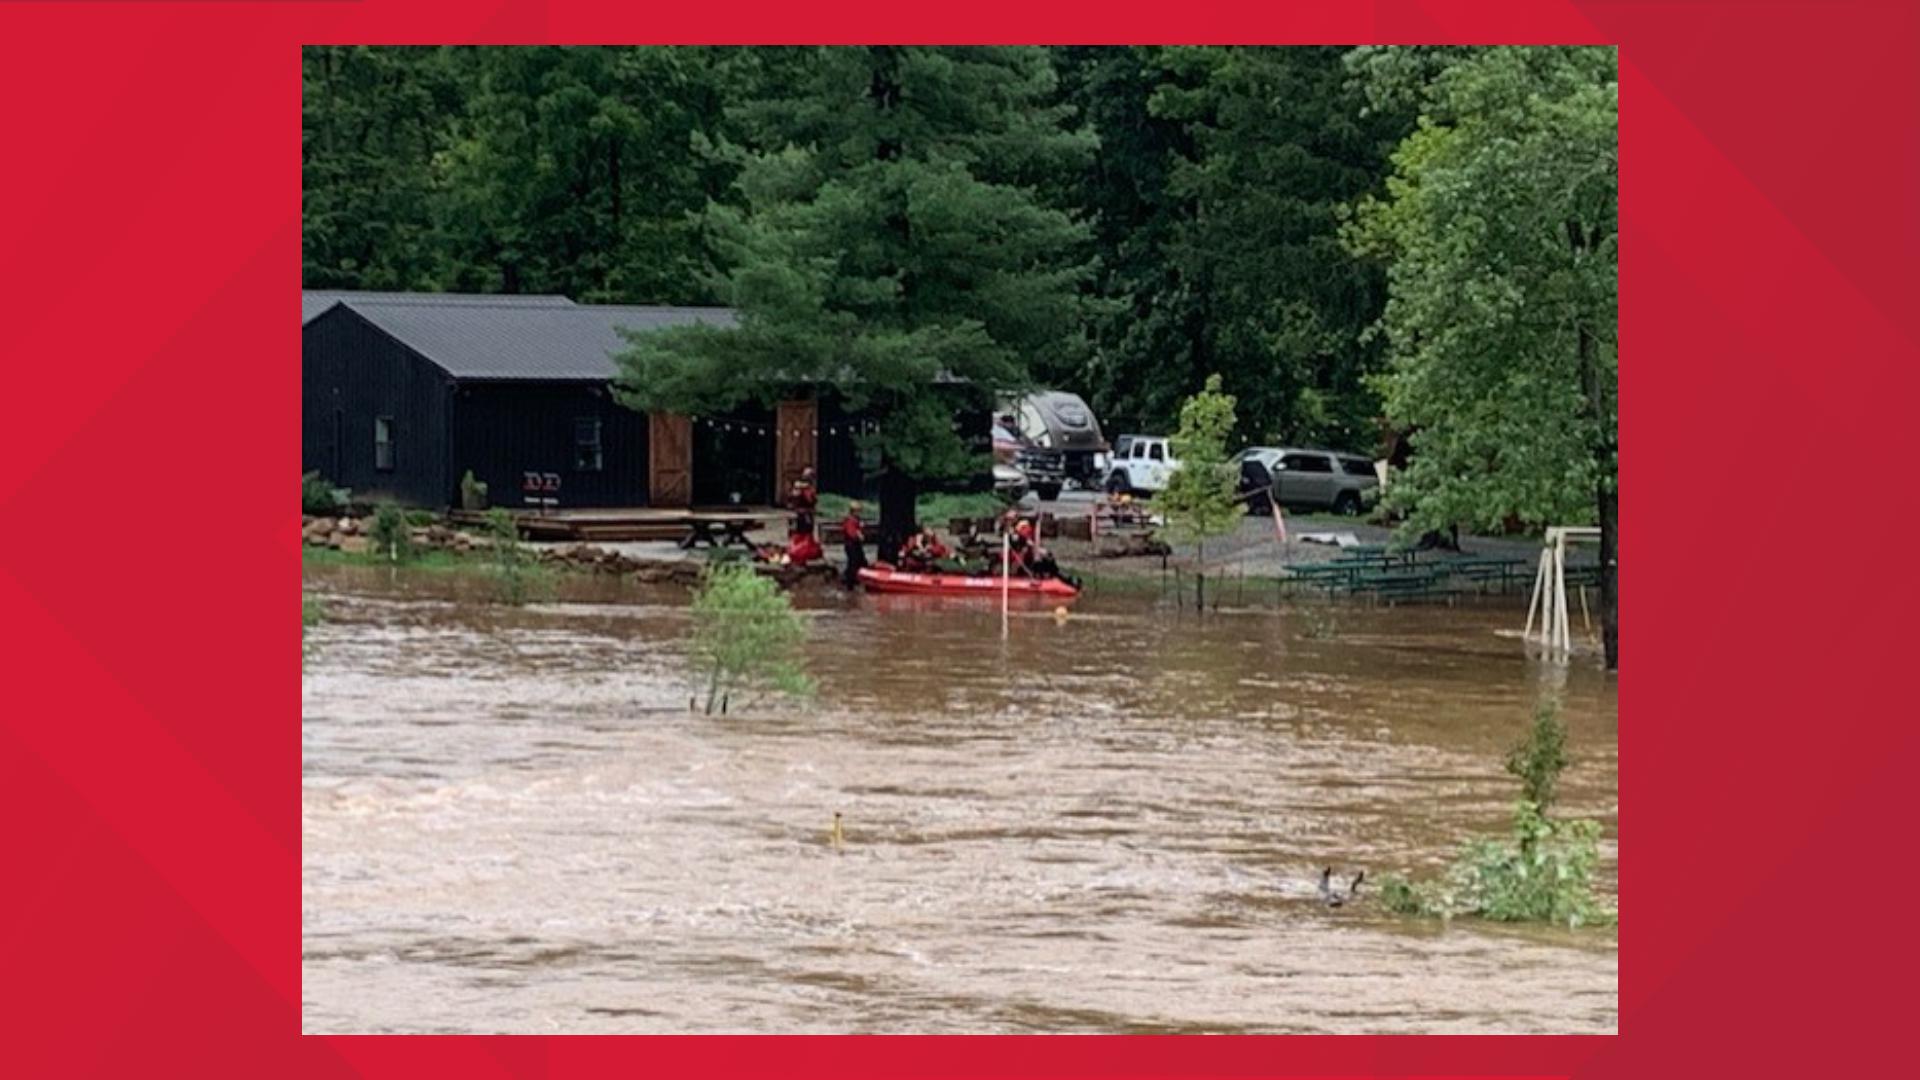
613, 46, 1099, 484
304, 47, 1619, 663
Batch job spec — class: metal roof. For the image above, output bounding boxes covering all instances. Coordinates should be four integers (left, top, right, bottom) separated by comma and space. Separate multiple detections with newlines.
301, 289, 576, 325
324, 297, 738, 381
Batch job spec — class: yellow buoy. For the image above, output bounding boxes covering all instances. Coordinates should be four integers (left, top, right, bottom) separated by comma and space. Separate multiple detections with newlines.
829, 811, 845, 853
1053, 605, 1070, 624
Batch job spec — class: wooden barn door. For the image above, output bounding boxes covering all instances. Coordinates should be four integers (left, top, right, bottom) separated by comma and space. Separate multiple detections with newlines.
648, 412, 692, 507
775, 397, 818, 496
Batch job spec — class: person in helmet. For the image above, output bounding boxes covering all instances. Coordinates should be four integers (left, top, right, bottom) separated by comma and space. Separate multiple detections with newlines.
1007, 518, 1071, 582
839, 500, 869, 588
787, 467, 819, 538
897, 525, 952, 573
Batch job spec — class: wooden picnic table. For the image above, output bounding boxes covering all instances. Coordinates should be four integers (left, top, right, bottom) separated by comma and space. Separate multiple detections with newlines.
677, 515, 764, 550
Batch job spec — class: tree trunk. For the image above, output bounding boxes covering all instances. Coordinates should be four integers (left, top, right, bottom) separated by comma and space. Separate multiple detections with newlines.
1572, 309, 1619, 673
877, 466, 916, 559
1597, 478, 1618, 671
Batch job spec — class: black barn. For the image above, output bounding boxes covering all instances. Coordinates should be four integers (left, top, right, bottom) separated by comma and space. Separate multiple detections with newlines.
301, 291, 877, 510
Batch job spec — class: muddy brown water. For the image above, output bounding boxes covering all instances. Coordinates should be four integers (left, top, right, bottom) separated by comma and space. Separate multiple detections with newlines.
301, 566, 1617, 1033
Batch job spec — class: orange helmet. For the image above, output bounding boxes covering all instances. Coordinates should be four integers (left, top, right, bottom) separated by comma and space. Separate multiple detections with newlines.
1015, 520, 1034, 537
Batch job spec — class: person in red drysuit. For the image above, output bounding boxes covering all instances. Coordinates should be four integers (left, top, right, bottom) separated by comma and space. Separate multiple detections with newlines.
840, 500, 869, 588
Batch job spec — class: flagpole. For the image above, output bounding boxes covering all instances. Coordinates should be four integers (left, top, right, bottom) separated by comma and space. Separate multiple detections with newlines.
1001, 530, 1011, 639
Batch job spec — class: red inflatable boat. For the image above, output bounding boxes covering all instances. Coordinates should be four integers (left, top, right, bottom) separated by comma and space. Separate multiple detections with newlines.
856, 566, 1081, 599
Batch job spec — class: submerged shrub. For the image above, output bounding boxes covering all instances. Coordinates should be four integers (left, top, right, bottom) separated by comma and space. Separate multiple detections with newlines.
483, 509, 541, 605
1506, 699, 1569, 815
369, 505, 414, 562
689, 561, 812, 715
1381, 701, 1614, 928
1379, 802, 1612, 927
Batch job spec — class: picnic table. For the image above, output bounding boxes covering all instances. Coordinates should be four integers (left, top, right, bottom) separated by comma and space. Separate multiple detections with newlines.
677, 514, 764, 550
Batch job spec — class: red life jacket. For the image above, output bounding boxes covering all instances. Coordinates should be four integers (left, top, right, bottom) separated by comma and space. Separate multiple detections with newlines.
787, 533, 823, 564
841, 514, 865, 542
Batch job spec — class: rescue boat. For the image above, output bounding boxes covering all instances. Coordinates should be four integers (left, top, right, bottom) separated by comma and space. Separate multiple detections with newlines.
856, 566, 1080, 599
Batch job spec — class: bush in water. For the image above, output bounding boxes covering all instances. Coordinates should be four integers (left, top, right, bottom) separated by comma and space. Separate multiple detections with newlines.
689, 561, 813, 715
483, 509, 541, 605
369, 505, 414, 563
1379, 701, 1614, 928
1506, 698, 1569, 815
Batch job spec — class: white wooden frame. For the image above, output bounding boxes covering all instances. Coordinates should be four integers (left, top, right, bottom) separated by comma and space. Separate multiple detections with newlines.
1525, 526, 1601, 655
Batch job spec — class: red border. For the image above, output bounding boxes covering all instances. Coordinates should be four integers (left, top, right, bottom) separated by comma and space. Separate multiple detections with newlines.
2, 1, 1915, 1076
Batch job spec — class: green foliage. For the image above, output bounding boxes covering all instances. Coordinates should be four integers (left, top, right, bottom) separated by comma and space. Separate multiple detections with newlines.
369, 505, 415, 563
817, 490, 1005, 527
1506, 699, 1570, 815
301, 593, 325, 661
1378, 803, 1612, 928
303, 46, 727, 299
1157, 374, 1243, 561
302, 471, 347, 516
1381, 698, 1613, 927
914, 491, 1009, 524
1052, 47, 1403, 444
688, 561, 813, 714
1147, 47, 1404, 445
460, 469, 488, 510
1345, 46, 1618, 539
613, 46, 1099, 512
303, 546, 467, 571
483, 509, 539, 605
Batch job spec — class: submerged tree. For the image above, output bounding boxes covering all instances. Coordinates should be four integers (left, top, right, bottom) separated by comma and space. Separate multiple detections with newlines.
1346, 46, 1618, 668
613, 46, 1099, 547
688, 562, 812, 714
1379, 700, 1614, 928
1158, 374, 1243, 585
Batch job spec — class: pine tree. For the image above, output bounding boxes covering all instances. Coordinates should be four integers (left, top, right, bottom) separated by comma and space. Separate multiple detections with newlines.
613, 46, 1098, 545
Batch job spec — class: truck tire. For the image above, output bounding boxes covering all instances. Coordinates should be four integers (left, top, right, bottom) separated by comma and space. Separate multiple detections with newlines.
1034, 482, 1062, 502
1333, 490, 1362, 516
1105, 471, 1130, 496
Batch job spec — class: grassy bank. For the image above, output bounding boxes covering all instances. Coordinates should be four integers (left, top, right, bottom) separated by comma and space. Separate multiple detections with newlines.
303, 546, 474, 571
816, 491, 1008, 524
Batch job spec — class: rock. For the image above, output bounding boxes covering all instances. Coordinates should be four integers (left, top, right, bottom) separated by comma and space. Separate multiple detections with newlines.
339, 536, 371, 554
1060, 517, 1093, 541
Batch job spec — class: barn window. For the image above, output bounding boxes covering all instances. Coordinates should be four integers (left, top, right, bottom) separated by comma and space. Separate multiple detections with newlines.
574, 417, 603, 472
374, 416, 395, 471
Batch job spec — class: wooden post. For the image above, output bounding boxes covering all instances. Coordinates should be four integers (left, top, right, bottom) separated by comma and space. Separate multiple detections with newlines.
1525, 547, 1549, 644
1554, 532, 1572, 654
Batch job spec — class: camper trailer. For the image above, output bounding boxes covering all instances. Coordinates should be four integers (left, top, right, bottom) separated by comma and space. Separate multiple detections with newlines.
998, 390, 1108, 497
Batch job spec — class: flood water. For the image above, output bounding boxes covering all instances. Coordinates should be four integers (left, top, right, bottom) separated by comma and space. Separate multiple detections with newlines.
301, 567, 1617, 1033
